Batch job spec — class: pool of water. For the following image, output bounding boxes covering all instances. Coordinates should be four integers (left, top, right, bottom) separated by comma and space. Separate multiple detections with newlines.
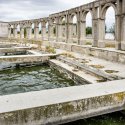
0, 65, 76, 95
63, 112, 125, 125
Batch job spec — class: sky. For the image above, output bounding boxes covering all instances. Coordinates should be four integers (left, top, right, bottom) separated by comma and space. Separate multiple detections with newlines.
0, 0, 115, 28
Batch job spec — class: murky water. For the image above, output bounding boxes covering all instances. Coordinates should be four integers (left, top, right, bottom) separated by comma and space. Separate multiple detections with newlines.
0, 65, 75, 95
63, 112, 125, 125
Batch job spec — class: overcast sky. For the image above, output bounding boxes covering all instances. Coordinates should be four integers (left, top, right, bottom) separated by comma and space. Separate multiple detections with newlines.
0, 0, 115, 28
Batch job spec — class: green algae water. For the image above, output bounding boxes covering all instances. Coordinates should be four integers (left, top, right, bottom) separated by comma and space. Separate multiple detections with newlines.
64, 112, 125, 125
0, 65, 75, 95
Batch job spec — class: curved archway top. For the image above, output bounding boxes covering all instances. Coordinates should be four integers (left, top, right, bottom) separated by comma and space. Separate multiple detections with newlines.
101, 2, 117, 19
59, 16, 66, 24
67, 13, 77, 23
82, 9, 93, 21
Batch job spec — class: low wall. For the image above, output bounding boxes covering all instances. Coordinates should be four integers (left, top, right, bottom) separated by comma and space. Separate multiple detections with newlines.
0, 22, 8, 38
0, 54, 57, 64
0, 80, 125, 125
43, 41, 125, 64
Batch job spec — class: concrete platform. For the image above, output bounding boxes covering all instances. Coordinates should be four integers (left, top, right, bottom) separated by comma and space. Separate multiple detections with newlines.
0, 80, 125, 125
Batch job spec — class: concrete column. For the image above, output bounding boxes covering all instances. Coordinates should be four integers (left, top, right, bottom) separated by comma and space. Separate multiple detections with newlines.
121, 0, 125, 50
77, 12, 80, 45
8, 27, 11, 38
13, 26, 17, 39
58, 24, 62, 42
115, 0, 122, 50
20, 28, 24, 39
41, 22, 46, 41
98, 19, 105, 48
68, 23, 73, 43
56, 20, 59, 42
34, 23, 39, 40
92, 7, 98, 47
26, 27, 31, 39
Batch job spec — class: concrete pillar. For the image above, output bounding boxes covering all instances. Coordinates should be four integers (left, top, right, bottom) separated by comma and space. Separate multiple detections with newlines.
68, 23, 73, 43
58, 24, 62, 42
121, 0, 125, 50
13, 26, 17, 39
115, 0, 122, 50
115, 15, 122, 50
34, 23, 39, 40
41, 22, 46, 41
77, 12, 80, 45
98, 19, 105, 48
56, 19, 59, 42
26, 27, 31, 39
20, 28, 24, 39
8, 27, 11, 38
92, 7, 98, 47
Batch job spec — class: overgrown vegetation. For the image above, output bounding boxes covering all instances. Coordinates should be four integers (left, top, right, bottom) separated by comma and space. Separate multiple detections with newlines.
62, 52, 75, 58
90, 65, 105, 69
105, 70, 119, 74
45, 46, 56, 54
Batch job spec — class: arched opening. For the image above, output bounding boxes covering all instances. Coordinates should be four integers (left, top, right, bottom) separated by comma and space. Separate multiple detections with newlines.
10, 25, 14, 37
31, 23, 34, 39
38, 22, 42, 38
61, 17, 66, 38
86, 12, 92, 39
45, 22, 48, 39
17, 24, 20, 38
24, 27, 27, 38
105, 6, 115, 40
72, 15, 77, 38
52, 20, 56, 37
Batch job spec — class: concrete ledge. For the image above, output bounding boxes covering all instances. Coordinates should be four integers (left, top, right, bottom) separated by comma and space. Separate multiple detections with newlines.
0, 54, 57, 64
0, 47, 31, 53
0, 80, 125, 125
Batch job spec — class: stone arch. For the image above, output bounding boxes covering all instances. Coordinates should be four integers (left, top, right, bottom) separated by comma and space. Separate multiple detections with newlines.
82, 10, 93, 41
101, 3, 117, 20
101, 3, 117, 47
59, 16, 66, 39
70, 13, 78, 38
82, 10, 93, 21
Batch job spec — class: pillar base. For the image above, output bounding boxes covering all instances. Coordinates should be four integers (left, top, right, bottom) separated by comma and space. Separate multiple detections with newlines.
92, 40, 98, 47
98, 40, 105, 48
79, 39, 87, 45
121, 41, 125, 50
115, 42, 121, 50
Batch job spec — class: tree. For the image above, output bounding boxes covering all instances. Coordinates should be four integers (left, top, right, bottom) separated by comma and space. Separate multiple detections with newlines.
86, 27, 92, 35
109, 23, 115, 39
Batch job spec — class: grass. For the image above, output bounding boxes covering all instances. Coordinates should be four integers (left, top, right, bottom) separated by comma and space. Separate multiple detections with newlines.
61, 52, 75, 58
85, 41, 92, 45
90, 64, 105, 69
105, 43, 115, 48
45, 46, 56, 54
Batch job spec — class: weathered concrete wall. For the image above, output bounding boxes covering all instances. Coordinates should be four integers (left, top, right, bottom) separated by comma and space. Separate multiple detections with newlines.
0, 22, 8, 37
0, 80, 125, 125
43, 41, 125, 64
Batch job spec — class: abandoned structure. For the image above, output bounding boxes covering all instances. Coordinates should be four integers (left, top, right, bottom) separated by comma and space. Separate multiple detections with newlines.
6, 0, 125, 50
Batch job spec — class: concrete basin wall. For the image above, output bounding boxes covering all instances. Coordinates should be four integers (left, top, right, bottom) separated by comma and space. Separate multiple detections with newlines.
0, 80, 125, 125
43, 41, 125, 64
0, 54, 57, 64
0, 47, 31, 53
